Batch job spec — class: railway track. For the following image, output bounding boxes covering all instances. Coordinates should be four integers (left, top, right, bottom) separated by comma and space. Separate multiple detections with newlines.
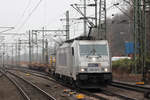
6, 65, 47, 76
0, 69, 28, 100
111, 81, 150, 92
111, 81, 150, 99
7, 67, 142, 100
98, 87, 137, 100
8, 67, 108, 100
0, 68, 56, 100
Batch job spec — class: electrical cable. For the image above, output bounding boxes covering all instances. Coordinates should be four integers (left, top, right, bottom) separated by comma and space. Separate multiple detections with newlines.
14, 0, 32, 28
0, 27, 15, 33
14, 0, 43, 40
17, 0, 43, 31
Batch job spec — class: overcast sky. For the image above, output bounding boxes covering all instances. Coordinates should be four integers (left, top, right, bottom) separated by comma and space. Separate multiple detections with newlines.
0, 0, 129, 56
0, 0, 124, 40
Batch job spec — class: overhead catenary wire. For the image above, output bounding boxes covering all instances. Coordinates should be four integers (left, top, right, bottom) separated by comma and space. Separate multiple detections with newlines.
10, 0, 32, 41
17, 0, 43, 31
71, 4, 95, 27
14, 0, 32, 28
14, 0, 44, 40
0, 27, 15, 33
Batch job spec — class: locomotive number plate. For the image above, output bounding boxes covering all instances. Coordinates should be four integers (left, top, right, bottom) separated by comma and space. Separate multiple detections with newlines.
88, 68, 100, 72
88, 63, 98, 67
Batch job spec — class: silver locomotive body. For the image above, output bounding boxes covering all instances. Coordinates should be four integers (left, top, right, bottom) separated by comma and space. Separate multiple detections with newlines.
55, 40, 112, 88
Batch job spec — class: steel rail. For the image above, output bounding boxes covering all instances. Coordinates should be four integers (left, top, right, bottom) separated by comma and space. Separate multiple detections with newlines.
99, 87, 137, 100
8, 67, 108, 100
111, 81, 150, 99
7, 67, 140, 100
20, 68, 136, 100
111, 81, 150, 92
0, 69, 30, 100
6, 66, 48, 76
7, 70, 56, 100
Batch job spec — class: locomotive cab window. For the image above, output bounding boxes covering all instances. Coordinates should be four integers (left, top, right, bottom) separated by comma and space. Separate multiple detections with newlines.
72, 47, 74, 56
79, 44, 108, 56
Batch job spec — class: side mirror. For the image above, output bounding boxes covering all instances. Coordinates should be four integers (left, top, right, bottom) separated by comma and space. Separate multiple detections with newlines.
72, 47, 74, 56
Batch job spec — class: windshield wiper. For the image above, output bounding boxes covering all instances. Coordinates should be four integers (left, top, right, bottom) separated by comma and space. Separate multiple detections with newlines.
86, 49, 96, 57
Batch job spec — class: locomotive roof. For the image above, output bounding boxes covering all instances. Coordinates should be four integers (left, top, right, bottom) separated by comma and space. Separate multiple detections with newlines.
64, 36, 94, 43
59, 40, 108, 49
58, 36, 108, 48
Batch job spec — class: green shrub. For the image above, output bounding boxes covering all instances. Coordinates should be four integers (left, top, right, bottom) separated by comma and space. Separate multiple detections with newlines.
112, 59, 133, 72
112, 57, 150, 73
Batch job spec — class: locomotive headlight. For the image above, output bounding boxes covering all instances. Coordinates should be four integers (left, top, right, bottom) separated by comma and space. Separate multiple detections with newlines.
104, 68, 108, 72
80, 68, 87, 72
81, 68, 85, 72
92, 57, 96, 62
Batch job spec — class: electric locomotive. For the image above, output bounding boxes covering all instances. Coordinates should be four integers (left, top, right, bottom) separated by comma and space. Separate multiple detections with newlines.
55, 38, 112, 88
